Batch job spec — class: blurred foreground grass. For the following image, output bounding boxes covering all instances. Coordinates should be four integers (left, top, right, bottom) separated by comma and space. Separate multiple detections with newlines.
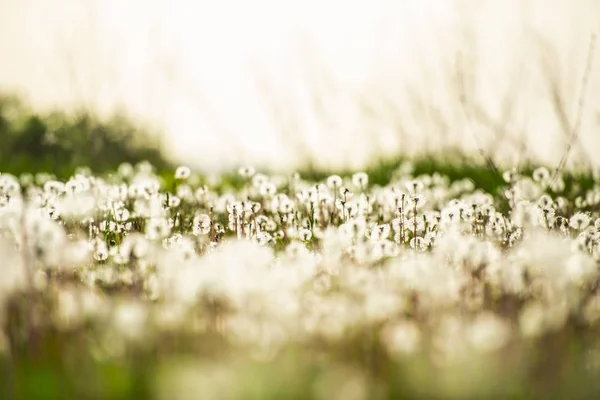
2, 319, 600, 399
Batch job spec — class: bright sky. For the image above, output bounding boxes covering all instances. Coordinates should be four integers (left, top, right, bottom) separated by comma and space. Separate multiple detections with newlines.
0, 0, 599, 171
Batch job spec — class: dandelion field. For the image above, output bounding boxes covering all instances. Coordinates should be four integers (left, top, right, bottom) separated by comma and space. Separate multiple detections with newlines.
2, 0, 599, 398
1, 160, 600, 399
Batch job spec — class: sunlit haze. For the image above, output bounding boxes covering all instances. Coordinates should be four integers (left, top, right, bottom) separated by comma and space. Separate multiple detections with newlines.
1, 0, 599, 171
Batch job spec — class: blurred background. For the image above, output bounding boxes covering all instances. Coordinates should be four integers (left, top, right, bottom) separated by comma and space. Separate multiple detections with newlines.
0, 0, 599, 175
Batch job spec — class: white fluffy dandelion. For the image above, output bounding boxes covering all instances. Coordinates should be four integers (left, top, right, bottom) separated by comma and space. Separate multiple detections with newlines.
174, 166, 191, 180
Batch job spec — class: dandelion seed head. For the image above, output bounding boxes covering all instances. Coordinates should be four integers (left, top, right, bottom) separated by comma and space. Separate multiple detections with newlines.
238, 166, 256, 179
259, 181, 277, 198
94, 241, 109, 262
192, 214, 211, 236
117, 162, 134, 178
326, 174, 343, 189
532, 167, 550, 183
299, 228, 312, 241
570, 212, 591, 230
351, 172, 368, 189
411, 194, 427, 209
278, 197, 294, 214
502, 169, 519, 184
405, 179, 424, 195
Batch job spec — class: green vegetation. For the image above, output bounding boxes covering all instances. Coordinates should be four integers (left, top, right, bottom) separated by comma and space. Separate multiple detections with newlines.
2, 93, 600, 400
1, 92, 597, 197
0, 94, 172, 180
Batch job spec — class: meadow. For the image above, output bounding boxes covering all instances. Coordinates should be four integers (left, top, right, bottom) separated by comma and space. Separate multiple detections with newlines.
1, 1, 600, 397
1, 96, 600, 398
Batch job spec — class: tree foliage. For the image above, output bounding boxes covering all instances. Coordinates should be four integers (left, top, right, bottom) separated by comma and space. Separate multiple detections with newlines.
0, 94, 172, 179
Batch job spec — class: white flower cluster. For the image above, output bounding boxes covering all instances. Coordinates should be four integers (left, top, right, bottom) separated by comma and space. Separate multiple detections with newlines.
1, 163, 600, 376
